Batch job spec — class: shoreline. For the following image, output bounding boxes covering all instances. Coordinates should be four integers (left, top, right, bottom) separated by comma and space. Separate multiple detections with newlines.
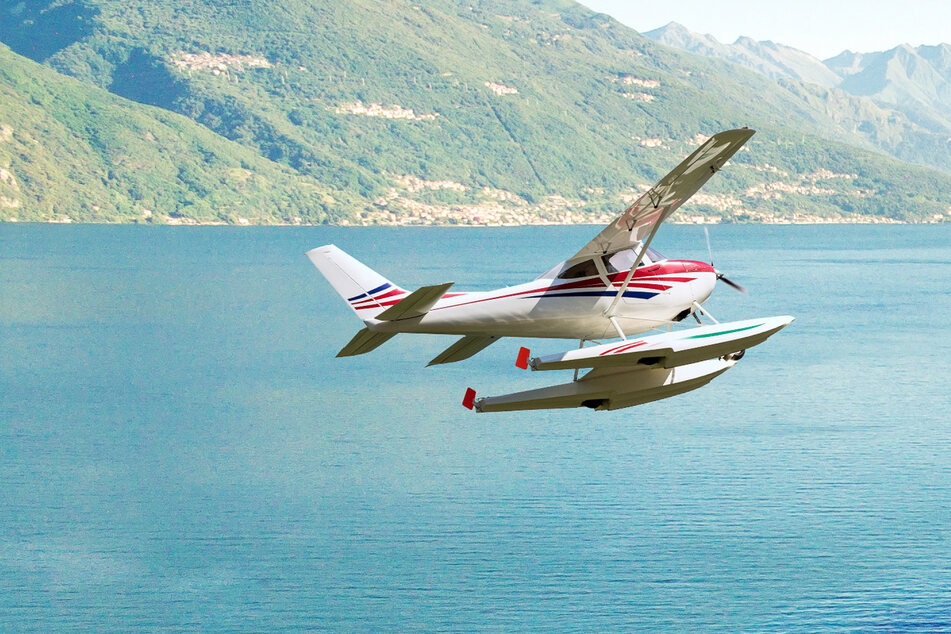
3, 218, 947, 227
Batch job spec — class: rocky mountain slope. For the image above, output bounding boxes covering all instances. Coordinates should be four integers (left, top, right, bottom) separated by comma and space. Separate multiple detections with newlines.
827, 44, 951, 129
645, 22, 841, 88
646, 22, 951, 170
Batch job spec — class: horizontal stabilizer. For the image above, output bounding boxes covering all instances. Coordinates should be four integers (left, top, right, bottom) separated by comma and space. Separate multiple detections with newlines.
376, 282, 454, 321
428, 334, 501, 366
531, 316, 794, 372
474, 358, 734, 413
337, 328, 397, 357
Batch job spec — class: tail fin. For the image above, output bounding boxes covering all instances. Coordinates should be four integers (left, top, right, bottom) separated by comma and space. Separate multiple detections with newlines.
306, 245, 407, 319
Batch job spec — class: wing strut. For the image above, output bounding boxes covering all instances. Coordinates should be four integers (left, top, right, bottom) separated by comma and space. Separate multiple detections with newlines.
603, 217, 665, 319
573, 339, 585, 382
608, 316, 627, 339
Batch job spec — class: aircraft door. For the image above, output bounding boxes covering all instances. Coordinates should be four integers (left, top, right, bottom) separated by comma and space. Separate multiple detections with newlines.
602, 249, 663, 305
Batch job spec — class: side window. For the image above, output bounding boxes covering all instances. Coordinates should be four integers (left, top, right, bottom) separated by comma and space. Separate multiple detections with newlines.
603, 249, 645, 274
559, 259, 599, 279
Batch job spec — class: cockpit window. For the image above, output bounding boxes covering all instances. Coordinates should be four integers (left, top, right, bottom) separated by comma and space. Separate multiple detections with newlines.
602, 247, 667, 274
558, 258, 599, 279
541, 247, 668, 281
603, 249, 638, 274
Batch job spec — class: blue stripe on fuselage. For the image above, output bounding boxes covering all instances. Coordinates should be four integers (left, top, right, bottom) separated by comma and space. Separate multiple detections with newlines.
525, 290, 658, 300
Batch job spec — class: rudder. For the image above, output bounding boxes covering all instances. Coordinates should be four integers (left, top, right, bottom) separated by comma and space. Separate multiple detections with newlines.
306, 245, 406, 319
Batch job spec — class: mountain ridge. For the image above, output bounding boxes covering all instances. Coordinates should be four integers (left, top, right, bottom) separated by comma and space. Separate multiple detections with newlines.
646, 21, 951, 160
1, 1, 951, 224
645, 22, 841, 88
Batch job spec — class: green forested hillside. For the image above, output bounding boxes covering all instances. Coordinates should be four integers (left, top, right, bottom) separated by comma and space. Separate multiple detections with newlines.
0, 44, 355, 223
1, 0, 951, 223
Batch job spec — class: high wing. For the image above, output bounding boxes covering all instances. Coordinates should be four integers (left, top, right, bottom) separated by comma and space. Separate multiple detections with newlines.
571, 128, 755, 262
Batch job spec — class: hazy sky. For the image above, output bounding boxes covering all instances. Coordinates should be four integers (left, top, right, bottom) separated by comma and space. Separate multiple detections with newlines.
579, 0, 951, 59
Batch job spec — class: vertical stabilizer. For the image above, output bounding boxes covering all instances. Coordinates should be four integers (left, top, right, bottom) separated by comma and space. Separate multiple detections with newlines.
306, 245, 406, 319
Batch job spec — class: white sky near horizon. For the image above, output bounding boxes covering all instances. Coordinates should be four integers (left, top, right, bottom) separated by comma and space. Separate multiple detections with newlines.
579, 0, 951, 60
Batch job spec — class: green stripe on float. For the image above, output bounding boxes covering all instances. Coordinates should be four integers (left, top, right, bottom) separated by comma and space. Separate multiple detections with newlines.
686, 323, 763, 339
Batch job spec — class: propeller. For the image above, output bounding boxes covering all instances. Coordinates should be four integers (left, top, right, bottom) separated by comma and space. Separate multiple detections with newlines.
717, 274, 747, 294
704, 227, 747, 294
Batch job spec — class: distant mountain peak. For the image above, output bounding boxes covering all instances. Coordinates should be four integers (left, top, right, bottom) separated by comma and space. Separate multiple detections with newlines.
651, 21, 696, 36
645, 24, 839, 88
735, 35, 763, 46
656, 21, 690, 34
643, 21, 721, 48
653, 25, 951, 148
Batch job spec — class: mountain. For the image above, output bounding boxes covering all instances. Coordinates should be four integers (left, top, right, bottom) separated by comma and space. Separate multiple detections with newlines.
647, 22, 951, 169
1, 0, 951, 224
0, 44, 356, 224
645, 22, 840, 88
827, 44, 951, 130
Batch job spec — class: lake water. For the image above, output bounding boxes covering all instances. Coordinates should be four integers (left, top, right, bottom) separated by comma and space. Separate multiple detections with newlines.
1, 224, 950, 630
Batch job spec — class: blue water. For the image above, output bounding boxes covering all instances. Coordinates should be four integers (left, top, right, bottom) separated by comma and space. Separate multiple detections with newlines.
1, 224, 950, 630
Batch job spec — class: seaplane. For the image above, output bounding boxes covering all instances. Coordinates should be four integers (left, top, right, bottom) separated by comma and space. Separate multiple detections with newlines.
307, 128, 793, 412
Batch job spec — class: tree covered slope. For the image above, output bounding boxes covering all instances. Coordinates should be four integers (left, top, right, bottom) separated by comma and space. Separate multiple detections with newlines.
1, 0, 951, 223
0, 44, 355, 223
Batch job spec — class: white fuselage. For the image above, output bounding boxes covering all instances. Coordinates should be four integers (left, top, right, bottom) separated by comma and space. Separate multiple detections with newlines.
366, 260, 717, 340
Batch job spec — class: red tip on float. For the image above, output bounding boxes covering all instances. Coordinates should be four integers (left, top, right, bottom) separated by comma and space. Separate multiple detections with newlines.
515, 347, 531, 370
462, 387, 476, 410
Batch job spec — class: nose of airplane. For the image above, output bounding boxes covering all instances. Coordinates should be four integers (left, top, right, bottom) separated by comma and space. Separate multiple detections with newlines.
683, 260, 717, 304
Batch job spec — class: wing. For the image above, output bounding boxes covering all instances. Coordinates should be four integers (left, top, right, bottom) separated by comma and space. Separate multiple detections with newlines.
571, 128, 755, 261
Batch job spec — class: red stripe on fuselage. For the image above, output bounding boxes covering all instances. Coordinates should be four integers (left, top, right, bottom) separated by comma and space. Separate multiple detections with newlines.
353, 290, 462, 311
431, 285, 549, 310
613, 261, 714, 280
427, 261, 706, 311
630, 276, 696, 283
614, 282, 673, 291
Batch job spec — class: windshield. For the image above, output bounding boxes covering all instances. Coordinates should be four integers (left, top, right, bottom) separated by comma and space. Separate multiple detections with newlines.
602, 247, 666, 274
538, 246, 668, 280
